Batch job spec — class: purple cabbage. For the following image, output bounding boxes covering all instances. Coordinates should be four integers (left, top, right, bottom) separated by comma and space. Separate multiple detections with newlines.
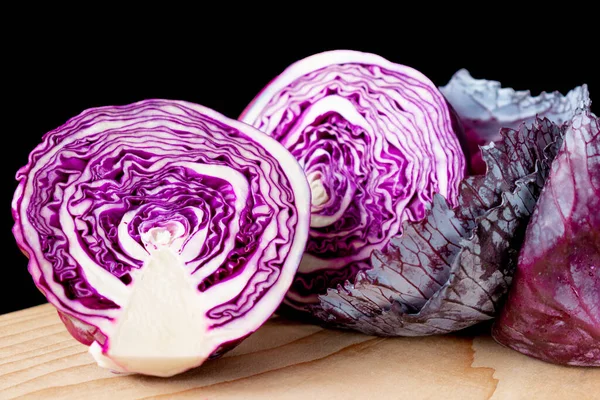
492, 110, 600, 366
240, 50, 467, 312
440, 69, 590, 174
11, 99, 311, 377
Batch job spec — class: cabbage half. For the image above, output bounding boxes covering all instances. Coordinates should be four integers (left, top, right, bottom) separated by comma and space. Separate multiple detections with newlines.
240, 50, 467, 311
11, 99, 311, 377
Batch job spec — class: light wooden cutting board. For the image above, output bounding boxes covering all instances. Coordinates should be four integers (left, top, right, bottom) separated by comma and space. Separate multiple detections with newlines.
1, 304, 598, 399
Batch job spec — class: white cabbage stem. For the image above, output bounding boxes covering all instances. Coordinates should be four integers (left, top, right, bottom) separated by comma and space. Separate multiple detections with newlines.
308, 171, 329, 208
91, 245, 212, 377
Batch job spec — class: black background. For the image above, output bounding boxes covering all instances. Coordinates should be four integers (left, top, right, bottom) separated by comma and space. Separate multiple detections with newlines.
3, 30, 597, 315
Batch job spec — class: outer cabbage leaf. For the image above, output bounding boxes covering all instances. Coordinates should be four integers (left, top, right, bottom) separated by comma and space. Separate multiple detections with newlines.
440, 69, 590, 174
314, 118, 566, 335
492, 110, 600, 366
11, 99, 311, 376
240, 50, 466, 311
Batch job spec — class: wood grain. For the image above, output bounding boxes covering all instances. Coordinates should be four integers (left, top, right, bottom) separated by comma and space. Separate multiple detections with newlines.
0, 304, 598, 399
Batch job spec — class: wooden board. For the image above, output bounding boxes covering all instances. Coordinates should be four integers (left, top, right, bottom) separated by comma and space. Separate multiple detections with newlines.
0, 304, 598, 400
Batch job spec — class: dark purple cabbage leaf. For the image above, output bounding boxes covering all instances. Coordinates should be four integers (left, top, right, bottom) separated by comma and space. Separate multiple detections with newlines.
492, 110, 599, 366
312, 118, 568, 336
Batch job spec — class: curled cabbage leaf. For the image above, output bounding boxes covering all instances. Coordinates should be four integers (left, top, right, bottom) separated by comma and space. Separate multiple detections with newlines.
313, 116, 568, 335
492, 110, 599, 366
440, 69, 590, 174
11, 99, 310, 377
240, 50, 467, 311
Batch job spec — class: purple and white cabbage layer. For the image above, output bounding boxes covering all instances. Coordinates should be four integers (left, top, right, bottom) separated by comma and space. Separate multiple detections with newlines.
11, 100, 310, 377
441, 69, 590, 174
240, 50, 467, 312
